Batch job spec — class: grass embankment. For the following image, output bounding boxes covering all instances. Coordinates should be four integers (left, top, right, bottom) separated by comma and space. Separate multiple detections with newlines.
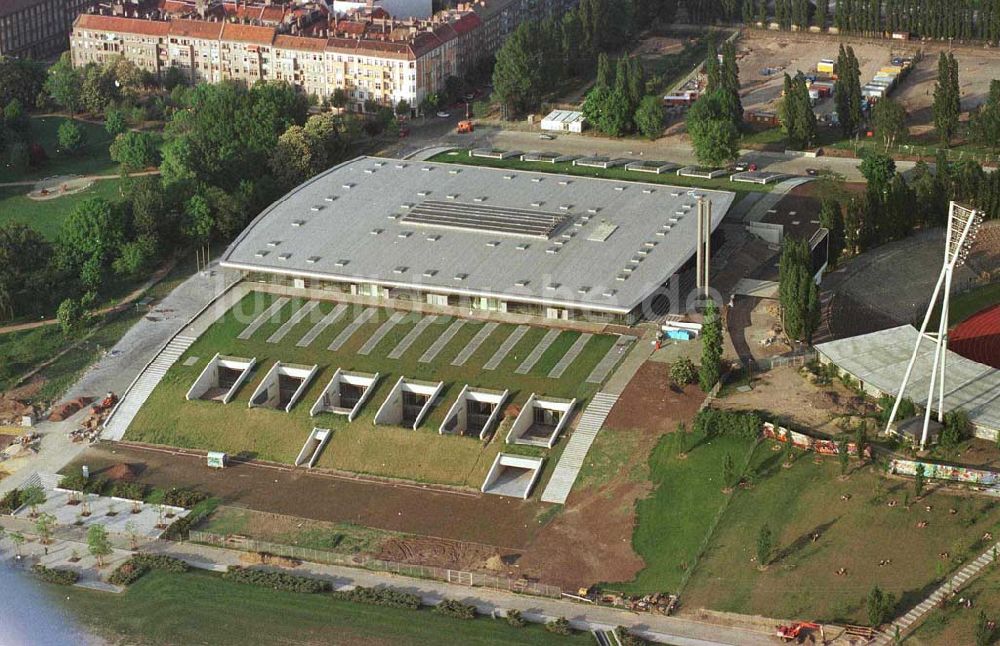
929, 282, 1000, 329
907, 562, 1000, 645
608, 424, 1000, 625
126, 291, 621, 487
52, 569, 592, 646
0, 178, 125, 241
426, 150, 773, 198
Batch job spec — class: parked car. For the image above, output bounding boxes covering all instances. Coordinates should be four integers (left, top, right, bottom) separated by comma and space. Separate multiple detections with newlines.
436, 111, 450, 118
539, 133, 555, 140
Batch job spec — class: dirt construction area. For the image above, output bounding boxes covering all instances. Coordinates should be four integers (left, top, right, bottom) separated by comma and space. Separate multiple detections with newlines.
894, 46, 1000, 130
738, 33, 906, 115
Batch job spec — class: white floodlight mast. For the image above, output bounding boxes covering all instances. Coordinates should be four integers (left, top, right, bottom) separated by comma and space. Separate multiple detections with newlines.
884, 202, 982, 449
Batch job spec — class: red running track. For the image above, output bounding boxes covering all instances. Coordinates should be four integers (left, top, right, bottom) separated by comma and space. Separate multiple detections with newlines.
950, 303, 1000, 369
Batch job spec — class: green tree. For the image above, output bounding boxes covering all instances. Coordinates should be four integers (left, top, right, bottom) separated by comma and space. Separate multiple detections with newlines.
972, 80, 1000, 152
595, 53, 613, 90
872, 97, 907, 151
395, 99, 410, 117
838, 438, 850, 475
819, 199, 844, 267
834, 45, 862, 136
0, 223, 52, 321
814, 0, 828, 28
700, 300, 723, 391
780, 73, 816, 149
975, 610, 993, 646
109, 131, 157, 176
914, 462, 925, 497
705, 37, 721, 93
687, 89, 740, 167
859, 150, 896, 197
492, 21, 552, 118
268, 124, 327, 190
722, 452, 736, 489
598, 87, 632, 137
45, 52, 82, 114
330, 88, 349, 109
720, 40, 743, 124
635, 95, 665, 139
8, 530, 25, 557
183, 193, 214, 243
34, 512, 56, 545
112, 235, 158, 279
866, 585, 896, 626
56, 298, 85, 336
855, 422, 868, 462
57, 197, 126, 273
80, 63, 118, 115
57, 119, 86, 155
670, 358, 697, 386
104, 108, 127, 137
778, 238, 820, 343
21, 485, 46, 516
756, 524, 773, 567
933, 51, 960, 145
87, 524, 113, 567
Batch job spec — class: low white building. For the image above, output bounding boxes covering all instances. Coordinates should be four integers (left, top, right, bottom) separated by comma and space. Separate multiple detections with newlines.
541, 110, 585, 133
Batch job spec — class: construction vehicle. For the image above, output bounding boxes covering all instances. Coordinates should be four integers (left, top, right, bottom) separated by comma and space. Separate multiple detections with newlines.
457, 119, 474, 134
776, 622, 821, 642
91, 392, 118, 415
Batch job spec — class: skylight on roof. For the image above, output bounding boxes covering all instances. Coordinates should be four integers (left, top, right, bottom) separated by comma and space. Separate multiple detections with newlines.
370, 228, 383, 235
454, 273, 468, 281
514, 279, 529, 287
278, 253, 291, 261
255, 250, 269, 258
423, 269, 437, 277
310, 205, 323, 211
335, 259, 349, 267
291, 220, 305, 227
325, 196, 336, 202
342, 183, 355, 189
486, 241, 500, 247
306, 256, 320, 264
393, 266, 407, 274
267, 240, 281, 247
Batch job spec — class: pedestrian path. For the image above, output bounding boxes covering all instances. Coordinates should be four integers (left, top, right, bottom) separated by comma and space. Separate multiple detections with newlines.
587, 335, 636, 384
328, 308, 375, 351
540, 392, 619, 504
874, 540, 1000, 645
267, 301, 318, 343
296, 304, 347, 348
419, 319, 464, 363
102, 335, 198, 441
358, 311, 405, 355
238, 297, 289, 340
452, 322, 498, 366
484, 325, 529, 370
515, 329, 560, 374
388, 315, 439, 359
548, 333, 592, 379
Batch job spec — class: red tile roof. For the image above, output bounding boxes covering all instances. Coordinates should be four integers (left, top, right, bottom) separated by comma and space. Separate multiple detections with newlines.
169, 19, 224, 40
74, 14, 171, 37
221, 22, 276, 44
451, 12, 481, 35
273, 34, 327, 52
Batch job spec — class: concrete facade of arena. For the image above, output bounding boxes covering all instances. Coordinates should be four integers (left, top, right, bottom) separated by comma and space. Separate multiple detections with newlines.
815, 325, 1000, 441
220, 156, 736, 324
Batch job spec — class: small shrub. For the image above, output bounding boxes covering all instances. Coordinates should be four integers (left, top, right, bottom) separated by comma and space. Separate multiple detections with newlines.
222, 566, 331, 593
108, 555, 189, 586
31, 564, 79, 586
616, 626, 649, 646
505, 609, 526, 628
0, 489, 22, 514
334, 586, 421, 610
545, 616, 572, 635
670, 359, 697, 386
433, 599, 477, 620
692, 409, 762, 441
162, 487, 208, 508
110, 481, 146, 501
61, 475, 108, 495
866, 585, 896, 626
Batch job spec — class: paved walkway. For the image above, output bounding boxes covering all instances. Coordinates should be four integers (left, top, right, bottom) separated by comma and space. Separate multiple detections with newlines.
548, 333, 592, 379
484, 325, 529, 370
237, 297, 288, 340
419, 319, 464, 363
587, 335, 638, 384
359, 311, 405, 355
388, 315, 439, 359
328, 307, 375, 351
540, 393, 620, 504
452, 321, 498, 366
296, 304, 346, 348
515, 329, 560, 374
267, 300, 318, 343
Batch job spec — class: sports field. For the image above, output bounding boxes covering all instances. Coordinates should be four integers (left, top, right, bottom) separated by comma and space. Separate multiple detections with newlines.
125, 291, 624, 488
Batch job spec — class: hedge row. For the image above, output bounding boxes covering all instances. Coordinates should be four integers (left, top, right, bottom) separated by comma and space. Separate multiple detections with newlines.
692, 409, 762, 441
108, 555, 190, 586
334, 585, 421, 609
31, 564, 79, 586
0, 488, 21, 514
221, 566, 331, 593
433, 599, 477, 620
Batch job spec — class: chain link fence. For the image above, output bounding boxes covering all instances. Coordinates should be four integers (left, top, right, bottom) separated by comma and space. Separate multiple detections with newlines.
188, 531, 562, 598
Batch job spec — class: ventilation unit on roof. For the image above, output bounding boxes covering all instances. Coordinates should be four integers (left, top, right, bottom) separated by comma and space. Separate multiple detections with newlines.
370, 228, 383, 235
364, 168, 375, 174
558, 180, 570, 185
454, 273, 468, 281
514, 279, 529, 287
602, 289, 617, 297
449, 169, 461, 174
531, 177, 542, 183
421, 166, 432, 171
578, 286, 591, 294
473, 197, 486, 202
325, 196, 336, 202
486, 241, 500, 247
559, 204, 572, 211
426, 234, 441, 242
395, 163, 406, 169
310, 205, 323, 211
546, 283, 560, 291
278, 253, 291, 261
306, 256, 320, 264
545, 246, 559, 254
423, 269, 437, 277
587, 220, 618, 242
503, 174, 514, 180
446, 194, 458, 200
393, 266, 407, 274
397, 231, 412, 238
342, 183, 354, 189
255, 250, 269, 258
642, 188, 654, 194
614, 186, 625, 191
291, 220, 306, 227
374, 161, 385, 167
267, 240, 281, 247
401, 202, 414, 209
515, 243, 529, 250
334, 259, 349, 267
417, 191, 430, 197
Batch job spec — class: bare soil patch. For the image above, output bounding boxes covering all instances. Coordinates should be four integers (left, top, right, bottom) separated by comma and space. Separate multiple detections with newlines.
376, 536, 500, 571
516, 362, 707, 589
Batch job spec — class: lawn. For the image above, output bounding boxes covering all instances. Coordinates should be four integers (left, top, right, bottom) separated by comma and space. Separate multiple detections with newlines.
0, 116, 123, 184
425, 150, 772, 197
613, 430, 758, 594
908, 560, 1000, 645
0, 178, 124, 240
50, 569, 593, 646
929, 282, 1000, 329
125, 291, 624, 487
680, 449, 1000, 625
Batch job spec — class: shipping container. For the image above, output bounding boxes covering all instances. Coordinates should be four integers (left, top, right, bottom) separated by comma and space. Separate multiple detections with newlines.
817, 59, 835, 74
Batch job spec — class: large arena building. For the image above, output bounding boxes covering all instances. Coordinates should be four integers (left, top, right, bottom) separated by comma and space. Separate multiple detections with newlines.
220, 156, 736, 324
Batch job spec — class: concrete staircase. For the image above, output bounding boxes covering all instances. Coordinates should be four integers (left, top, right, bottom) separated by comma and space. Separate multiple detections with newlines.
102, 335, 197, 441
540, 392, 619, 504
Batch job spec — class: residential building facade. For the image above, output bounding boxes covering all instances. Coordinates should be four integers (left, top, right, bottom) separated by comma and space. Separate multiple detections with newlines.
1, 0, 95, 58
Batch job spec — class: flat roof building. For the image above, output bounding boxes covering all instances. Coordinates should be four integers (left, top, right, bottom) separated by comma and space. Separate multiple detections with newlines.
220, 156, 736, 324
